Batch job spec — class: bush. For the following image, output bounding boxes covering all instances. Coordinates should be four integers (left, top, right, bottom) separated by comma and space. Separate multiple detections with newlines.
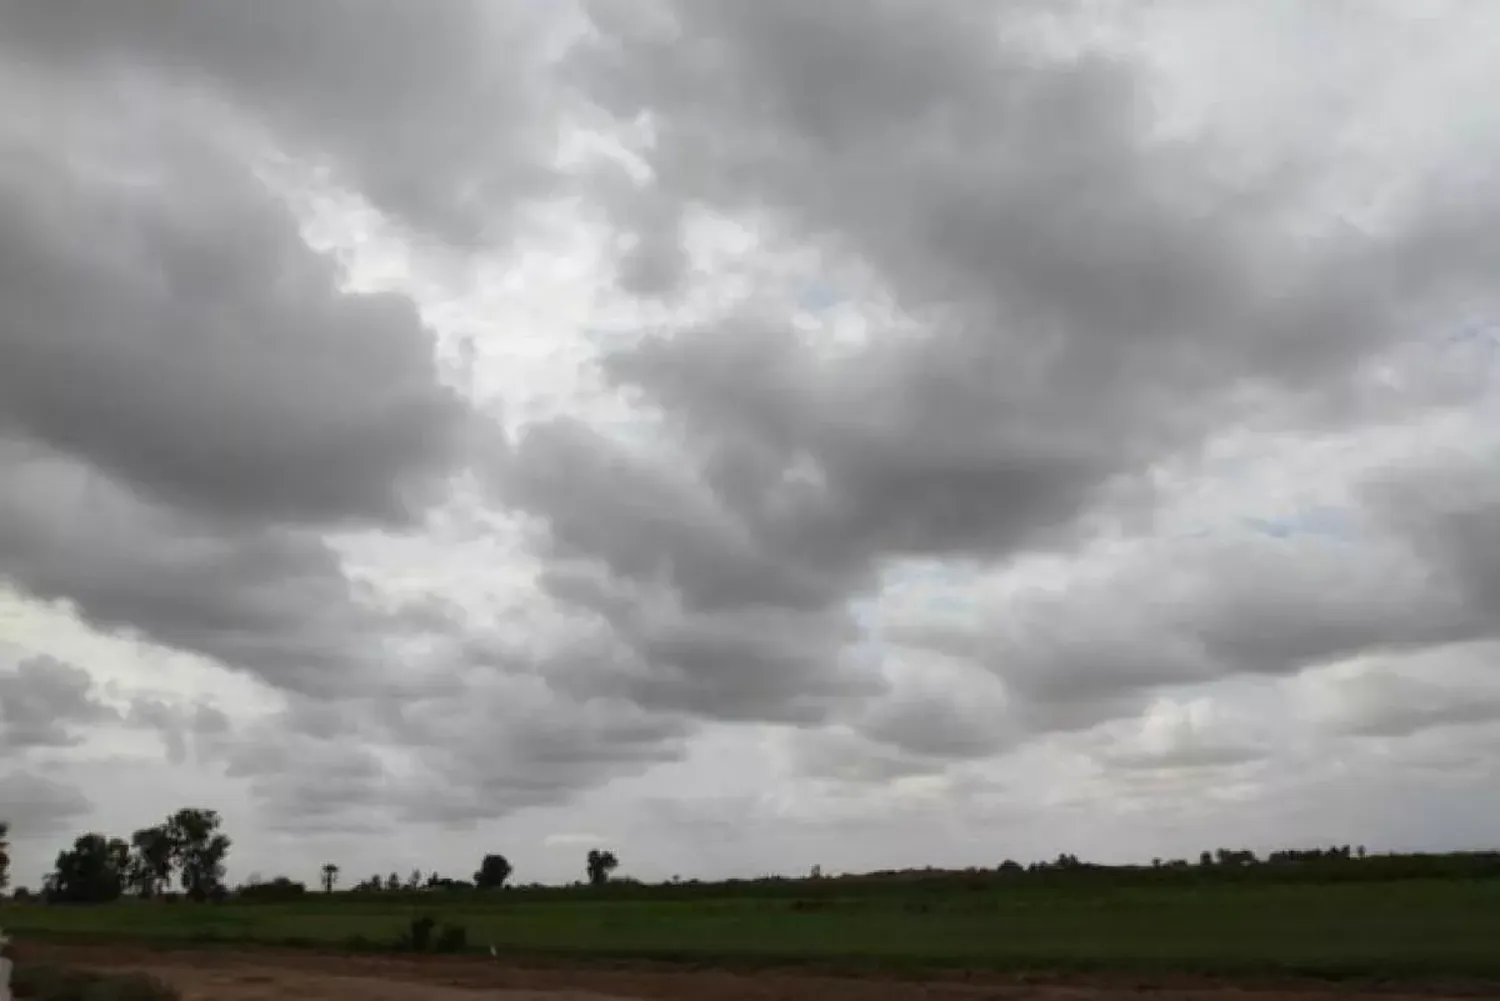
434, 923, 468, 954
11, 963, 179, 1001
394, 914, 436, 952
390, 914, 469, 953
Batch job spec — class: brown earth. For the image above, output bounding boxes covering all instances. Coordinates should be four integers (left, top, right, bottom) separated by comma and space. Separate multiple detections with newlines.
14, 943, 1499, 1001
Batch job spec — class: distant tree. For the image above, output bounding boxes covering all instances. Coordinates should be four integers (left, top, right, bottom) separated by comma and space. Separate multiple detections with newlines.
237, 876, 307, 903
586, 849, 619, 887
320, 863, 340, 894
46, 833, 129, 903
1357, 844, 1367, 859
808, 864, 822, 880
474, 854, 513, 890
1199, 850, 1213, 867
11, 885, 31, 902
406, 868, 422, 890
0, 820, 9, 891
128, 825, 176, 898
166, 808, 230, 902
386, 871, 402, 892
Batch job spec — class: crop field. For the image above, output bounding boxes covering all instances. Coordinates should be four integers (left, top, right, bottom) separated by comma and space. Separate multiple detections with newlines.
5, 877, 1500, 982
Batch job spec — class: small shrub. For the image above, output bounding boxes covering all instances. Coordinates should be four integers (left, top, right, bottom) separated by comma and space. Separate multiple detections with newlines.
11, 962, 95, 999
11, 964, 179, 1001
394, 914, 437, 952
434, 923, 468, 953
345, 934, 377, 953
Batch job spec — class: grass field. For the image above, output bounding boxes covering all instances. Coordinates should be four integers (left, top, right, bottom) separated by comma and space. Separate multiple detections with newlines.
5, 877, 1500, 981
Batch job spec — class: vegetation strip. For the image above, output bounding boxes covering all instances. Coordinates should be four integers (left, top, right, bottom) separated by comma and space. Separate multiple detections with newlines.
5, 811, 1500, 986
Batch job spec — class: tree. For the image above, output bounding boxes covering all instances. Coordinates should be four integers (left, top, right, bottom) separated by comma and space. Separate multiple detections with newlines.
386, 871, 402, 892
237, 876, 306, 903
406, 868, 422, 890
166, 808, 230, 902
585, 849, 619, 887
128, 825, 176, 898
320, 863, 340, 894
473, 854, 513, 890
0, 820, 10, 891
46, 833, 129, 904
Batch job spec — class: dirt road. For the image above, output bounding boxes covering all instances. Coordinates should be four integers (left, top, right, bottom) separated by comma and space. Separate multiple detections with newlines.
16, 943, 1497, 1001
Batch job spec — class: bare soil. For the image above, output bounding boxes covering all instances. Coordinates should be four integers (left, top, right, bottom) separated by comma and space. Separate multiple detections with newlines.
14, 943, 1498, 1001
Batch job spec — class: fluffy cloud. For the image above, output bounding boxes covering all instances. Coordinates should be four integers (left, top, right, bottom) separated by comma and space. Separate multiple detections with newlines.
4, 0, 1500, 889
0, 656, 118, 751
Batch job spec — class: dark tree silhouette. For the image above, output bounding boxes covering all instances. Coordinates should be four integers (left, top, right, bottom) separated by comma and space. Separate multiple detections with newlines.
474, 853, 513, 890
127, 824, 176, 898
0, 819, 10, 891
586, 849, 619, 886
321, 862, 340, 894
166, 807, 231, 901
46, 833, 129, 903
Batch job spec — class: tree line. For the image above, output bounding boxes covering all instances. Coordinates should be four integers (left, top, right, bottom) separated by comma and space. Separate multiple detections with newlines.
1, 808, 231, 904
0, 810, 622, 904
315, 849, 621, 897
4, 810, 1498, 906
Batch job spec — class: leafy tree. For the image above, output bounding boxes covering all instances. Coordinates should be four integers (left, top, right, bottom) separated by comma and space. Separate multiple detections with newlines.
0, 820, 10, 891
406, 868, 422, 890
585, 849, 619, 886
320, 862, 340, 894
387, 871, 402, 892
46, 833, 129, 903
237, 876, 307, 902
128, 825, 176, 898
166, 807, 230, 902
473, 853, 512, 890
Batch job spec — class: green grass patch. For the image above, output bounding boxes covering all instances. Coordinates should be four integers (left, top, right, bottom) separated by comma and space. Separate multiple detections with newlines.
5, 878, 1500, 982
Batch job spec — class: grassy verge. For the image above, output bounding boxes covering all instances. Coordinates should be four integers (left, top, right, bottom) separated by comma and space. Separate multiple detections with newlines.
5, 878, 1500, 987
10, 961, 178, 1001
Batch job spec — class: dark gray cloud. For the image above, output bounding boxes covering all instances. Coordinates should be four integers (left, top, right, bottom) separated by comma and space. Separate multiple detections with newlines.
224, 726, 397, 835
0, 443, 397, 697
0, 770, 93, 838
6, 0, 1500, 870
0, 0, 566, 247
490, 0, 1500, 749
0, 67, 476, 528
0, 656, 118, 751
125, 697, 232, 767
0, 28, 507, 703
378, 674, 693, 826
499, 419, 881, 722
202, 676, 694, 831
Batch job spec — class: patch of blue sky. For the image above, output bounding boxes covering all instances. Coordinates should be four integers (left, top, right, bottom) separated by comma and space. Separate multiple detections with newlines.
795, 279, 844, 314
1443, 317, 1500, 349
1240, 505, 1357, 541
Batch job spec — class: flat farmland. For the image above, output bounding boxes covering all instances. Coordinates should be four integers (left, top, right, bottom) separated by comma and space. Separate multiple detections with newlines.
5, 878, 1500, 982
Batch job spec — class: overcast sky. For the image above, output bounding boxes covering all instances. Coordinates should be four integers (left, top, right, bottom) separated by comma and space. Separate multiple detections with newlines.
4, 0, 1500, 891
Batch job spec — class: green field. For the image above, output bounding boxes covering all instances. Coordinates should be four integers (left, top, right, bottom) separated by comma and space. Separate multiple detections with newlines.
5, 877, 1500, 980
